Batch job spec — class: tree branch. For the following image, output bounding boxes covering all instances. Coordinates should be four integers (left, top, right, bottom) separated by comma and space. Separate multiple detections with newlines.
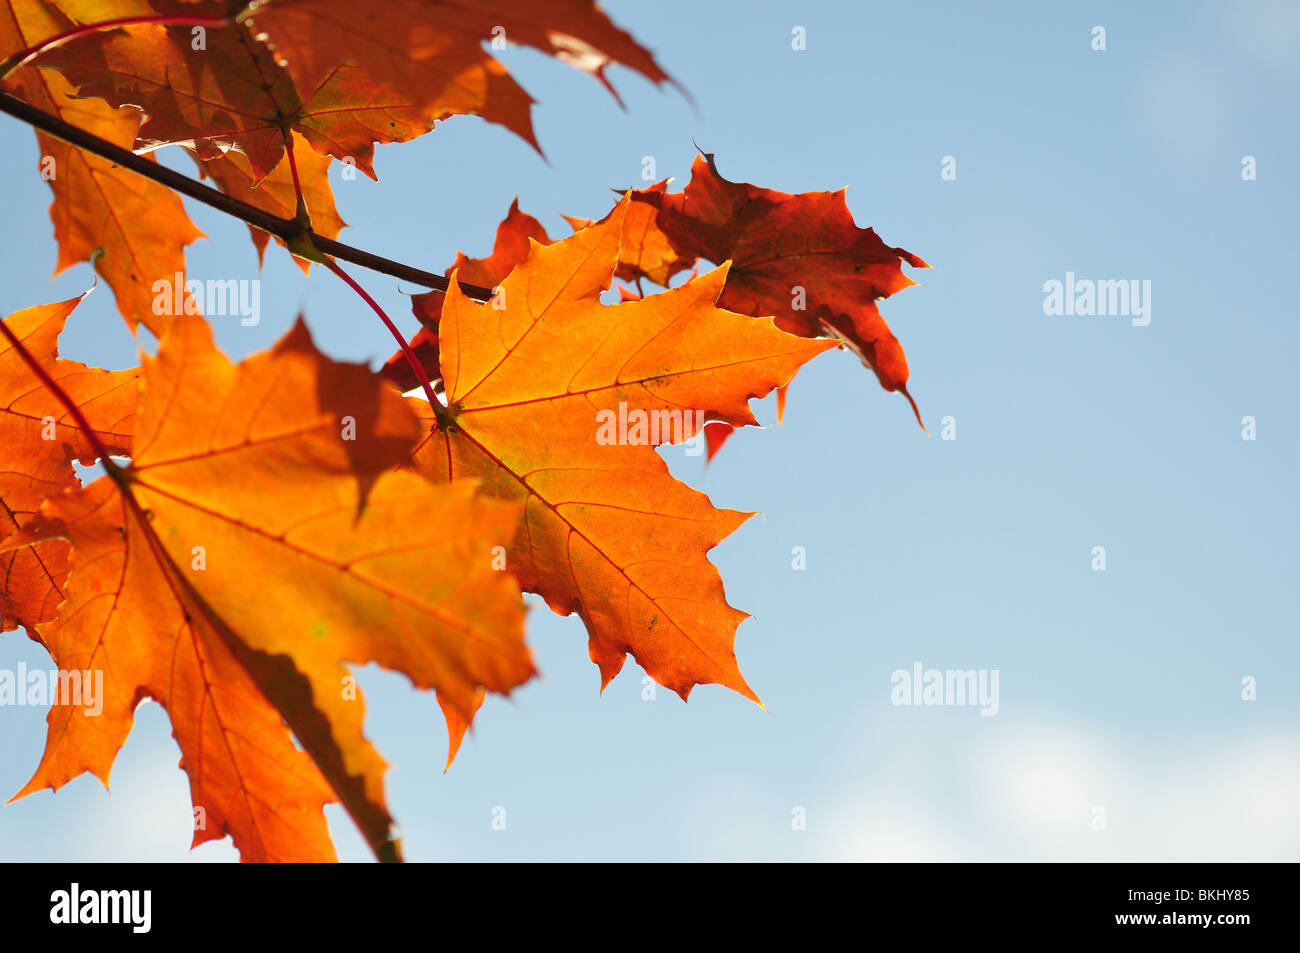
0, 91, 495, 303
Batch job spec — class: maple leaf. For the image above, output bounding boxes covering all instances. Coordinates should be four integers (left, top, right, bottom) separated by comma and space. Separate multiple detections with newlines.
37, 19, 300, 181
36, 17, 429, 181
2, 311, 534, 860
409, 198, 835, 702
34, 20, 352, 269
635, 152, 929, 427
242, 0, 673, 154
0, 295, 137, 633
34, 0, 672, 175
385, 197, 552, 393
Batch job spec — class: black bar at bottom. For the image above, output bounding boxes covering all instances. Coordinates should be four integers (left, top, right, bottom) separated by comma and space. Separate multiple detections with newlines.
0, 861, 1280, 941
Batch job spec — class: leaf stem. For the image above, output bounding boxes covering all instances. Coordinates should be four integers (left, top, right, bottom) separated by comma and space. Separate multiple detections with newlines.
321, 257, 447, 422
0, 92, 496, 303
0, 302, 119, 470
281, 128, 312, 228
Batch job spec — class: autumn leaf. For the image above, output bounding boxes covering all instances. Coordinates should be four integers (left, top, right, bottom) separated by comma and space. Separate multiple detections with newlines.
409, 198, 835, 702
37, 19, 299, 181
636, 152, 929, 427
0, 295, 137, 633
244, 0, 674, 154
36, 17, 430, 181
41, 21, 350, 269
2, 311, 534, 860
36, 0, 673, 175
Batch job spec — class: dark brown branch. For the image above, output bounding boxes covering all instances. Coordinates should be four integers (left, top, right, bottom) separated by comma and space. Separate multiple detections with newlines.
0, 91, 495, 303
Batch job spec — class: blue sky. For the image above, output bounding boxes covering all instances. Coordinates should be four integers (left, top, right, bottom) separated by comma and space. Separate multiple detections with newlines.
1, 0, 1297, 861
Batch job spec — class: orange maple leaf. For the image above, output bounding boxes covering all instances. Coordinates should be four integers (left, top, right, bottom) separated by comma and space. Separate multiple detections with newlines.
33, 18, 351, 268
37, 19, 301, 181
410, 199, 835, 702
242, 0, 674, 154
2, 310, 533, 860
35, 18, 430, 181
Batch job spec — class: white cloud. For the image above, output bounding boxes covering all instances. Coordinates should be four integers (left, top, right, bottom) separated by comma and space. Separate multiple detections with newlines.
820, 717, 1300, 861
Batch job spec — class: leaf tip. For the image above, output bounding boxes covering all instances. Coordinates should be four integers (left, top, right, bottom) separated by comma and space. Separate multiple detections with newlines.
898, 384, 927, 434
